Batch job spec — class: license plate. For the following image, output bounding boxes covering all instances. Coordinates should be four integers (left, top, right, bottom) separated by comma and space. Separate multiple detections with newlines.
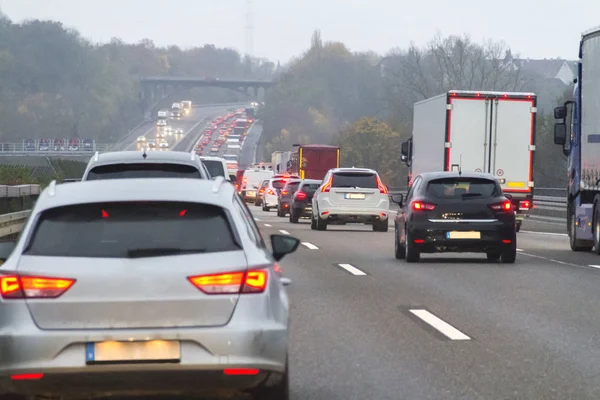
344, 193, 366, 200
247, 191, 256, 196
86, 340, 180, 363
446, 231, 481, 239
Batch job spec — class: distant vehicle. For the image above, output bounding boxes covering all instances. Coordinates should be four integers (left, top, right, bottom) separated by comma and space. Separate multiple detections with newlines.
199, 156, 230, 180
68, 138, 80, 151
311, 167, 389, 232
82, 139, 94, 152
157, 110, 169, 126
24, 139, 36, 151
147, 140, 156, 148
181, 101, 192, 116
277, 179, 303, 217
210, 147, 219, 155
392, 171, 517, 263
159, 142, 169, 149
289, 179, 322, 223
137, 136, 146, 143
53, 138, 65, 151
234, 119, 249, 136
164, 126, 173, 135
240, 168, 275, 203
289, 144, 340, 180
174, 128, 184, 135
38, 139, 50, 151
170, 103, 182, 118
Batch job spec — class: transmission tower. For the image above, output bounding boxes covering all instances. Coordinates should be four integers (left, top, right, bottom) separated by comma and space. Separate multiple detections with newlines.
245, 0, 254, 57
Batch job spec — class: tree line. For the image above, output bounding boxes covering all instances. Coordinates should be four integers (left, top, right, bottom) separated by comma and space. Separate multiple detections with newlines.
261, 31, 569, 188
0, 11, 275, 144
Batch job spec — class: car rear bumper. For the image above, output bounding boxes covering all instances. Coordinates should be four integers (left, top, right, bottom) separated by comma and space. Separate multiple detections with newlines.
317, 204, 390, 223
241, 190, 258, 200
264, 194, 278, 208
407, 220, 515, 253
292, 204, 313, 217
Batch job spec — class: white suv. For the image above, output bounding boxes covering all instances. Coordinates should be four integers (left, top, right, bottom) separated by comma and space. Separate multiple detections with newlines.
262, 174, 300, 211
311, 167, 390, 232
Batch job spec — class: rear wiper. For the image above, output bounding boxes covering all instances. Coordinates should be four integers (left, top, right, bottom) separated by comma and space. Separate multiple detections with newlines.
461, 193, 482, 198
126, 248, 207, 258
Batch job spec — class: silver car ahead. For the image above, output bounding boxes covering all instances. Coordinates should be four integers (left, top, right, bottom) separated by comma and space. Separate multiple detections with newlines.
0, 178, 298, 400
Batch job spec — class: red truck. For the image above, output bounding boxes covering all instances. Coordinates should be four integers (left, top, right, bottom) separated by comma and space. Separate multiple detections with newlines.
289, 144, 340, 180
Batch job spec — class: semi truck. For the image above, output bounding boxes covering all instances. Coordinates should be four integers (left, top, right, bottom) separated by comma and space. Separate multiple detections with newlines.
271, 151, 292, 174
553, 27, 600, 253
171, 103, 182, 118
157, 110, 169, 126
400, 90, 538, 231
181, 101, 192, 116
289, 144, 340, 180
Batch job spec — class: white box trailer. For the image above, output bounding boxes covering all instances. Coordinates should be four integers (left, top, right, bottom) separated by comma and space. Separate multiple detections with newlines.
401, 90, 537, 230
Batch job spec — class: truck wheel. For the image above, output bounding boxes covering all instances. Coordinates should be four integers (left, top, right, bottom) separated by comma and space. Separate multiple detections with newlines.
568, 203, 593, 251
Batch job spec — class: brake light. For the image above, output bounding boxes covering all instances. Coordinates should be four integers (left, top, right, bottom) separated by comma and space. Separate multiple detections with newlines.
295, 191, 307, 200
188, 269, 268, 294
267, 189, 275, 195
11, 373, 44, 381
376, 176, 388, 194
259, 188, 264, 193
224, 369, 259, 375
519, 200, 531, 210
411, 201, 435, 211
282, 190, 288, 195
490, 200, 512, 211
321, 176, 333, 192
0, 275, 76, 299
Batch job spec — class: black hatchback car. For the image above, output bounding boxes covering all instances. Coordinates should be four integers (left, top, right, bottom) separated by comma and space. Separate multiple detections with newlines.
289, 179, 322, 223
392, 172, 516, 263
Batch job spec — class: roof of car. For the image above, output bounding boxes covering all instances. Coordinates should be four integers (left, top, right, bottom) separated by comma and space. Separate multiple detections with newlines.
86, 151, 201, 168
199, 156, 226, 162
330, 167, 376, 174
418, 171, 498, 181
36, 178, 236, 212
300, 179, 322, 184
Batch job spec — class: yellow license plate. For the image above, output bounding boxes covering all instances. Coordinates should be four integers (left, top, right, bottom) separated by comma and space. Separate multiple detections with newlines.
86, 340, 180, 363
446, 231, 481, 239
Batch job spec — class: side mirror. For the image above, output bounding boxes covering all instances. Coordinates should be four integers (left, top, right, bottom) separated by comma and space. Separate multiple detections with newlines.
391, 194, 404, 206
270, 234, 300, 261
401, 155, 407, 162
554, 123, 567, 145
554, 105, 567, 119
400, 141, 409, 156
280, 277, 292, 286
0, 241, 16, 264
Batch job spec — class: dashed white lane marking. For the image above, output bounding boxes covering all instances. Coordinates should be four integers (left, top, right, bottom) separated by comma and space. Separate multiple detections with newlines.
518, 251, 583, 268
337, 263, 367, 276
517, 249, 523, 252
279, 230, 290, 235
589, 265, 600, 269
264, 224, 272, 227
254, 218, 260, 221
520, 230, 568, 237
409, 309, 471, 341
301, 242, 319, 250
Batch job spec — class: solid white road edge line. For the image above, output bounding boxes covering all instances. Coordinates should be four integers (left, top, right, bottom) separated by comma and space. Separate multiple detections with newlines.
518, 251, 586, 269
279, 230, 290, 235
520, 230, 568, 237
264, 224, 272, 227
409, 309, 471, 341
337, 263, 367, 276
301, 242, 319, 250
517, 249, 523, 252
589, 265, 600, 269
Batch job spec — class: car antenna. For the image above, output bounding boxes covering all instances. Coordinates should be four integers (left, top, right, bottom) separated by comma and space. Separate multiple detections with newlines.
142, 148, 147, 159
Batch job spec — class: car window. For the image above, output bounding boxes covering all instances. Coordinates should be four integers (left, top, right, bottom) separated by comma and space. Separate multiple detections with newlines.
332, 172, 377, 188
426, 178, 500, 199
271, 179, 286, 189
23, 202, 240, 258
86, 163, 202, 180
233, 195, 265, 248
285, 181, 301, 192
300, 183, 321, 194
202, 160, 225, 178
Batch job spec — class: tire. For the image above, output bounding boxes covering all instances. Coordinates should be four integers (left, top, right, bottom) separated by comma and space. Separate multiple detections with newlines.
568, 202, 593, 251
289, 210, 299, 223
501, 235, 517, 264
262, 204, 269, 212
373, 219, 389, 232
405, 229, 420, 263
310, 213, 317, 230
394, 226, 406, 259
486, 252, 501, 261
277, 206, 285, 217
593, 204, 600, 255
515, 221, 521, 232
253, 362, 289, 400
316, 215, 327, 231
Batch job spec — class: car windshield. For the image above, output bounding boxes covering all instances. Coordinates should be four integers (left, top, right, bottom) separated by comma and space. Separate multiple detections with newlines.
202, 160, 225, 178
86, 163, 202, 180
23, 202, 240, 258
332, 172, 377, 188
426, 177, 500, 199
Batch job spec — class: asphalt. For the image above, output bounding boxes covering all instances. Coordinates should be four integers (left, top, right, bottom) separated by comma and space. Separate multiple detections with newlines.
248, 204, 600, 399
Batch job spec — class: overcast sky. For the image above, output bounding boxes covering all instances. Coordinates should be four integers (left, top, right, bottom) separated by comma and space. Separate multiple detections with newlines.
1, 0, 597, 63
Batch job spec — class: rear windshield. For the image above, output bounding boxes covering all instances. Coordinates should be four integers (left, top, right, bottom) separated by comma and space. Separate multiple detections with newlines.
223, 155, 237, 161
426, 178, 500, 199
301, 183, 321, 193
271, 179, 286, 189
285, 182, 301, 192
86, 163, 202, 180
202, 160, 225, 178
332, 172, 377, 188
24, 202, 240, 258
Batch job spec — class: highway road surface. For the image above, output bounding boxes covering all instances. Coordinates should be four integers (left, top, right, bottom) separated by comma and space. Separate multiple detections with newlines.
249, 205, 600, 400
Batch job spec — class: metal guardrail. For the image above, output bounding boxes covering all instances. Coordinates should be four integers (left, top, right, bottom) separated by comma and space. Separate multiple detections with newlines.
0, 143, 130, 156
0, 185, 40, 238
0, 210, 30, 238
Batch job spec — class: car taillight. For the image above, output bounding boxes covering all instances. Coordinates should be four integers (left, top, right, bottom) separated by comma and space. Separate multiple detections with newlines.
411, 201, 436, 211
376, 176, 388, 194
490, 200, 512, 211
519, 200, 531, 210
267, 189, 275, 195
295, 191, 307, 200
259, 188, 264, 193
0, 275, 76, 299
188, 269, 268, 294
321, 176, 333, 192
282, 190, 288, 195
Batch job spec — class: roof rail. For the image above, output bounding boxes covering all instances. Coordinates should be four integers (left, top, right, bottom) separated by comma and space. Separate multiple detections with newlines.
212, 176, 226, 193
93, 151, 99, 162
48, 180, 57, 197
